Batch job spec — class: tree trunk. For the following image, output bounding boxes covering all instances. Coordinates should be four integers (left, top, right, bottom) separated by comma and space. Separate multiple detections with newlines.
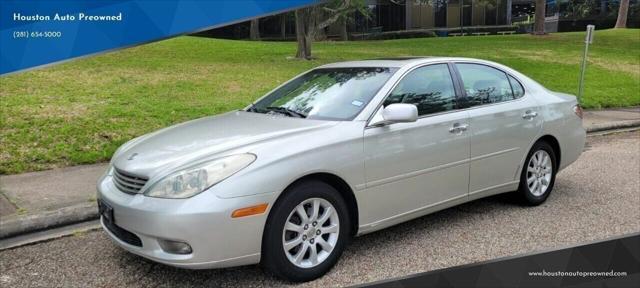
294, 3, 353, 59
250, 19, 260, 40
615, 0, 630, 28
281, 14, 287, 39
315, 26, 326, 41
295, 9, 311, 59
339, 17, 348, 41
304, 34, 313, 57
533, 0, 546, 35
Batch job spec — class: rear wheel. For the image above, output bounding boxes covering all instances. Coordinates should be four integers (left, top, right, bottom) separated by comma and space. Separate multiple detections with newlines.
262, 180, 350, 282
518, 141, 557, 205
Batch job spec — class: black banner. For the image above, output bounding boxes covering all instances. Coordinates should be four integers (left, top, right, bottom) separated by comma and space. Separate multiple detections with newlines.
358, 233, 640, 288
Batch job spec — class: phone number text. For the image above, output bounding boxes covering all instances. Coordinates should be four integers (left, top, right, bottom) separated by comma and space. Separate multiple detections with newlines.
13, 31, 63, 38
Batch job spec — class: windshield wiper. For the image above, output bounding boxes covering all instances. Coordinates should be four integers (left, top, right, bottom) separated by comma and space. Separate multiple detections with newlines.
246, 102, 259, 113
264, 106, 307, 118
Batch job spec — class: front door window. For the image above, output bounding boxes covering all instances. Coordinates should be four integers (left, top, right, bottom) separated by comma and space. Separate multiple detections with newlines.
383, 64, 457, 116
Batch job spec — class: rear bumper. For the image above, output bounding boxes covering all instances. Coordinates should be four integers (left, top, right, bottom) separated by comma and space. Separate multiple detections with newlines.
559, 122, 586, 171
97, 174, 275, 269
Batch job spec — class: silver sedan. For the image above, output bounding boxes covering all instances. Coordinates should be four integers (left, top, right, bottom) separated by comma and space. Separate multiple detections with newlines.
97, 57, 586, 282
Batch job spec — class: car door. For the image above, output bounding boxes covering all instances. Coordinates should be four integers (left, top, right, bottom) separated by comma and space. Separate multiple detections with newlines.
361, 63, 471, 226
453, 63, 542, 198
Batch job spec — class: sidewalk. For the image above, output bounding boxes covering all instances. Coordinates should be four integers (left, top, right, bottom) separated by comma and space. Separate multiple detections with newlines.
581, 107, 640, 132
0, 164, 107, 238
1, 107, 639, 238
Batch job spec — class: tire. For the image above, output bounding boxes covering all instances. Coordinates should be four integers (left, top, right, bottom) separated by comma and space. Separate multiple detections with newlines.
518, 141, 557, 206
261, 180, 351, 282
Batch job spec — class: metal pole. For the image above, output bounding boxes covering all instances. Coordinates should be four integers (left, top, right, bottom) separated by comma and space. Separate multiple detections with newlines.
578, 25, 594, 103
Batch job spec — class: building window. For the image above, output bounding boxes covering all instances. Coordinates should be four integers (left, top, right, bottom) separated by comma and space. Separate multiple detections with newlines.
405, 0, 513, 30
448, 0, 461, 28
434, 0, 448, 27
352, 2, 405, 32
497, 0, 508, 25
485, 3, 497, 25
463, 0, 473, 26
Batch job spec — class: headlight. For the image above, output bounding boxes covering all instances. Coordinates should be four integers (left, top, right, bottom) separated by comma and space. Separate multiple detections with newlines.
144, 154, 256, 199
98, 165, 114, 184
105, 165, 114, 176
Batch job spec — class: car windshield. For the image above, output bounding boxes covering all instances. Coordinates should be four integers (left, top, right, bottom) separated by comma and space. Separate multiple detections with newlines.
248, 67, 398, 120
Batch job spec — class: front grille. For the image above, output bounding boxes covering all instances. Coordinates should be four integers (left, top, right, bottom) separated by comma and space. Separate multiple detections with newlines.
113, 168, 148, 194
103, 217, 143, 247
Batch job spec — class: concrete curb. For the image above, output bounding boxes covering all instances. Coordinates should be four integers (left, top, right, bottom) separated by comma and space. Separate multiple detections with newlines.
1, 120, 639, 240
585, 120, 640, 133
0, 202, 98, 239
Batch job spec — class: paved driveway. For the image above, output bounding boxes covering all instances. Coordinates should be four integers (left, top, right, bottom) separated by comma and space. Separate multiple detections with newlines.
1, 131, 638, 288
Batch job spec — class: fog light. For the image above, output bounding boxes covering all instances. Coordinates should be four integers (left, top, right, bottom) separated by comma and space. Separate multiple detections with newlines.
158, 239, 192, 255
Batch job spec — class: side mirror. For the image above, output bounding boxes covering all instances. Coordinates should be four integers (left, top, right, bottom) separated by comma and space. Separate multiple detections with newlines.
370, 103, 418, 127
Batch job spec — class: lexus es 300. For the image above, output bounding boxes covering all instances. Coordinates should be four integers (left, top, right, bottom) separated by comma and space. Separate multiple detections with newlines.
97, 57, 586, 282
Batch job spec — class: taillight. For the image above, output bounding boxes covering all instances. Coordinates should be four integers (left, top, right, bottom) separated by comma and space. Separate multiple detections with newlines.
573, 104, 583, 119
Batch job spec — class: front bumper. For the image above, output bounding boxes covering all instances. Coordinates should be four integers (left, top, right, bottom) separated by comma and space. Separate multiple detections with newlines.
97, 174, 275, 269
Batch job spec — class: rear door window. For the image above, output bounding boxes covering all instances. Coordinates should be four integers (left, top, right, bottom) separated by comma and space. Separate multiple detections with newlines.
455, 63, 515, 107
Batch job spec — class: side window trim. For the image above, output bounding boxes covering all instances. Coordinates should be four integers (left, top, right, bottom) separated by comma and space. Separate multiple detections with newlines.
446, 62, 465, 107
507, 74, 526, 99
449, 62, 467, 102
452, 61, 528, 109
507, 75, 516, 97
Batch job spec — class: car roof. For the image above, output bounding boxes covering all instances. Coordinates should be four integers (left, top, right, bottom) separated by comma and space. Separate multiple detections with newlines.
318, 57, 483, 69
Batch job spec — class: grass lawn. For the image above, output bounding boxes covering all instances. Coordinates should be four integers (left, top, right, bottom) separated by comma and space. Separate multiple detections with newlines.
1, 28, 639, 174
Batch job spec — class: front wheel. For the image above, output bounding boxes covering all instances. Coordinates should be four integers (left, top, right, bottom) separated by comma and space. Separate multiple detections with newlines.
518, 141, 557, 205
261, 180, 351, 282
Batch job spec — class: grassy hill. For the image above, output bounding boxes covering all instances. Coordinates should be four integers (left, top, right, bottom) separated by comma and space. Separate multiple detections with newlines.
1, 28, 638, 174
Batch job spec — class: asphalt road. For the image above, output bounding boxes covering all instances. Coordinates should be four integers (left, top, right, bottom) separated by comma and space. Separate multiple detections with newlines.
1, 131, 639, 288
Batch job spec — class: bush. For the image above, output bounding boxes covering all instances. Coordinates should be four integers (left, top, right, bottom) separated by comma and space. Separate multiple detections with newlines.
350, 29, 437, 40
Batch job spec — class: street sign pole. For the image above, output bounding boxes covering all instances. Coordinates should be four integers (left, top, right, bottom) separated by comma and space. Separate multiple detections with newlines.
578, 25, 595, 103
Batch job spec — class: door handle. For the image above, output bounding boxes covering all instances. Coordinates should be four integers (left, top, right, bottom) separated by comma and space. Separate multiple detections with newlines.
522, 110, 538, 119
449, 123, 469, 133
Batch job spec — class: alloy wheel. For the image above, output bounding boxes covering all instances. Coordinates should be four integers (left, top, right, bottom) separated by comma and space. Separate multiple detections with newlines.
526, 150, 553, 197
282, 198, 340, 268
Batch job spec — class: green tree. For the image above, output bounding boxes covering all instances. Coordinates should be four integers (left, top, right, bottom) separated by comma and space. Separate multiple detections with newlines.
562, 0, 597, 20
295, 0, 368, 59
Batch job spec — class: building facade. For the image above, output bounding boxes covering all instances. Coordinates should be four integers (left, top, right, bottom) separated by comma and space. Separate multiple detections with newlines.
196, 0, 637, 39
349, 0, 513, 33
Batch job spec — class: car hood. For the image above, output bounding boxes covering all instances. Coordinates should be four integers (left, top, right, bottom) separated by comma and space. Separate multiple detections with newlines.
112, 111, 337, 177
